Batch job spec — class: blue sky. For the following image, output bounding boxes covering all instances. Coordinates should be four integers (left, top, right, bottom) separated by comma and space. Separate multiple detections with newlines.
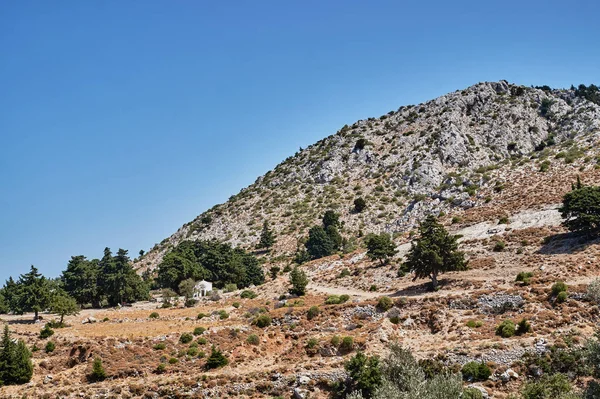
1, 0, 598, 282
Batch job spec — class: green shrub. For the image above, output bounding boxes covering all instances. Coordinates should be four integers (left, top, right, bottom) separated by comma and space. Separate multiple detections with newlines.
466, 320, 483, 328
187, 347, 199, 356
331, 335, 341, 347
340, 336, 354, 351
153, 342, 166, 350
354, 198, 367, 213
556, 291, 568, 303
498, 216, 509, 224
552, 281, 568, 295
496, 320, 516, 338
369, 285, 377, 292
197, 337, 207, 345
168, 357, 178, 364
307, 306, 320, 320
232, 302, 240, 308
240, 290, 257, 299
377, 296, 393, 311
193, 327, 206, 336
45, 341, 56, 353
40, 325, 54, 339
461, 361, 491, 381
253, 314, 272, 328
493, 241, 506, 252
223, 283, 237, 293
155, 363, 166, 374
179, 333, 193, 344
205, 347, 228, 369
516, 272, 534, 285
218, 310, 229, 319
462, 387, 484, 399
246, 334, 259, 345
89, 358, 106, 382
339, 268, 351, 278
149, 312, 159, 319
521, 373, 573, 399
197, 312, 207, 319
306, 338, 319, 349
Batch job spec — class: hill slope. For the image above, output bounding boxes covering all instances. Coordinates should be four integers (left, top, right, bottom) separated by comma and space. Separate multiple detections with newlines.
135, 81, 600, 272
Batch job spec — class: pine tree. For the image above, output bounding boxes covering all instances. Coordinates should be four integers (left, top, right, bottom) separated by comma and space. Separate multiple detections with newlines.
403, 215, 467, 290
365, 233, 398, 265
205, 346, 228, 369
560, 179, 600, 235
12, 266, 51, 320
257, 221, 276, 251
89, 357, 106, 382
61, 255, 102, 307
289, 266, 309, 296
0, 325, 33, 385
305, 226, 335, 259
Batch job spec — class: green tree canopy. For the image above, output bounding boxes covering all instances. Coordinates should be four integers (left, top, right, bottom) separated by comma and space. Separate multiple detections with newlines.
0, 325, 33, 386
559, 181, 600, 235
365, 233, 397, 265
403, 215, 467, 290
305, 226, 335, 259
157, 240, 264, 292
61, 255, 102, 307
289, 266, 309, 296
99, 248, 149, 307
323, 210, 340, 229
354, 197, 367, 213
11, 266, 51, 320
50, 291, 79, 325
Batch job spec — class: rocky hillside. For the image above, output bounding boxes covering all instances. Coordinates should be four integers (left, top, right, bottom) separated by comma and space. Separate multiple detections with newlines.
135, 81, 600, 272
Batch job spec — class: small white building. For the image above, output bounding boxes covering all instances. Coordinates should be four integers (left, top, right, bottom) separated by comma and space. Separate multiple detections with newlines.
193, 280, 213, 298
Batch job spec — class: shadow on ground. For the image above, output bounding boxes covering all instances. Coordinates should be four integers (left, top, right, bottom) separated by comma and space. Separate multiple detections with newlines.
537, 231, 600, 255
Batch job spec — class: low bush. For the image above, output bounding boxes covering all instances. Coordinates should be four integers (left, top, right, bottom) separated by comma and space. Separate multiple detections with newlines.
461, 361, 491, 381
179, 333, 193, 344
197, 312, 207, 319
89, 358, 106, 382
466, 320, 483, 328
153, 342, 166, 350
552, 281, 568, 296
253, 314, 272, 328
240, 290, 257, 299
232, 302, 240, 308
155, 363, 166, 374
493, 241, 506, 252
521, 373, 573, 399
307, 306, 320, 320
377, 296, 393, 311
197, 337, 207, 345
246, 334, 259, 345
40, 325, 54, 339
340, 336, 354, 351
331, 335, 341, 347
496, 320, 516, 338
325, 295, 350, 305
168, 357, 178, 364
556, 291, 568, 303
218, 310, 229, 319
193, 327, 206, 336
45, 341, 56, 353
149, 312, 159, 319
516, 271, 534, 285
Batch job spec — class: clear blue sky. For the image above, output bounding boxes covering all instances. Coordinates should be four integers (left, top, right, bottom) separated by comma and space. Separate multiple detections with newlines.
1, 1, 598, 282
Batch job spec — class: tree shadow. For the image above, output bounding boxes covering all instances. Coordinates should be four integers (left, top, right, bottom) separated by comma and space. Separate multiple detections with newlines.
537, 231, 600, 255
388, 280, 444, 297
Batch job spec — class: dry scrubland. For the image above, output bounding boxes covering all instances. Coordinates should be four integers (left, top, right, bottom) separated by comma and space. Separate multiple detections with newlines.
2, 82, 600, 398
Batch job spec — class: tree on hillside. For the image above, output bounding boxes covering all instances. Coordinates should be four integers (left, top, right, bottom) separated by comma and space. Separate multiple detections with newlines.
61, 256, 102, 307
354, 197, 367, 213
50, 291, 79, 325
257, 220, 276, 251
365, 233, 397, 265
322, 210, 340, 229
289, 266, 308, 296
99, 248, 148, 306
0, 325, 33, 385
11, 266, 51, 320
403, 216, 467, 290
305, 226, 335, 259
560, 179, 600, 235
178, 278, 196, 300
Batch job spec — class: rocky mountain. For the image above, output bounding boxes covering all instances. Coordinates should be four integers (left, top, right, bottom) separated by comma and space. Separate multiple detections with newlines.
135, 81, 600, 272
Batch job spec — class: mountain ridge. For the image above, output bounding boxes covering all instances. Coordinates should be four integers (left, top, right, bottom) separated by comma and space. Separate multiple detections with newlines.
134, 80, 600, 273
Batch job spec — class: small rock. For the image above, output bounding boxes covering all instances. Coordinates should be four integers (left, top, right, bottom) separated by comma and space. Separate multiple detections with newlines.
43, 375, 53, 385
298, 375, 311, 385
293, 387, 306, 399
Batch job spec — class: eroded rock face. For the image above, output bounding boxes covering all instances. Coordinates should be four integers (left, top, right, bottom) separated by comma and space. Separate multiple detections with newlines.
135, 81, 600, 272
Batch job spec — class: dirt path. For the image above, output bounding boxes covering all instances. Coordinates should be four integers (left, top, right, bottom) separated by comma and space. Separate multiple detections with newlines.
307, 283, 393, 299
